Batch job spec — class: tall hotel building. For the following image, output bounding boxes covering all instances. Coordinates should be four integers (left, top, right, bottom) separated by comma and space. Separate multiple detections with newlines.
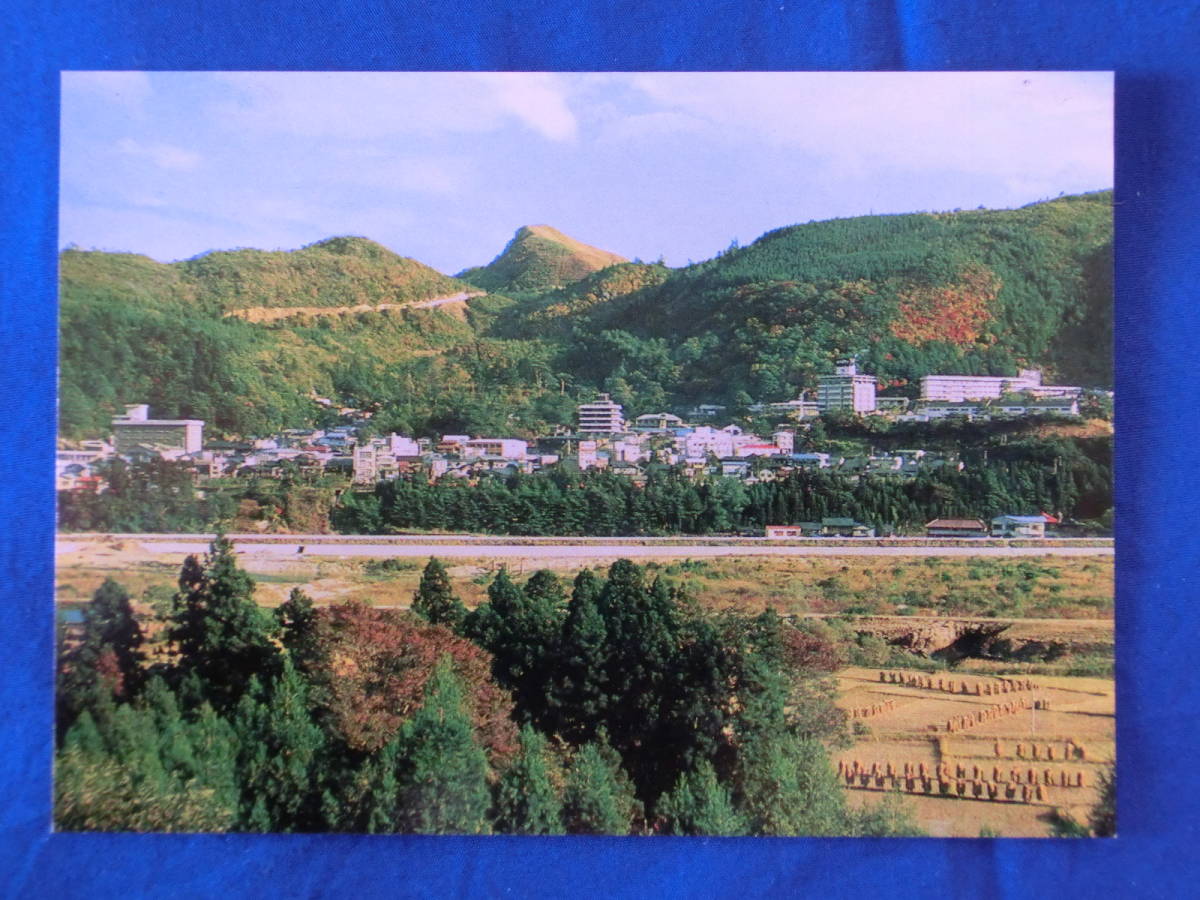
817, 359, 877, 413
576, 393, 625, 433
111, 404, 204, 454
919, 369, 1043, 402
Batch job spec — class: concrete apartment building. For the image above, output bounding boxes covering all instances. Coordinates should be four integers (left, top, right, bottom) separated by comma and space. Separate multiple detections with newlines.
817, 359, 877, 413
917, 369, 1080, 403
111, 404, 204, 454
577, 393, 625, 433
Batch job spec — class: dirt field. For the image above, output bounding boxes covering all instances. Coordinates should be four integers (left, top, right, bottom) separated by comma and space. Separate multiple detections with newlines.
834, 666, 1114, 837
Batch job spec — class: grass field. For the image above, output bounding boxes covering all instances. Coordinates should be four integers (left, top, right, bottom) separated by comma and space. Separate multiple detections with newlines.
56, 542, 1113, 621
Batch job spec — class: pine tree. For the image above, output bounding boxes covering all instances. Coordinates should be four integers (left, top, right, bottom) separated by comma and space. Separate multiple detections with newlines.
166, 536, 281, 711
739, 733, 847, 836
464, 568, 559, 728
523, 569, 567, 613
594, 563, 682, 802
561, 736, 639, 835
656, 762, 747, 835
492, 724, 564, 834
55, 678, 239, 833
1089, 765, 1116, 837
233, 660, 324, 831
275, 587, 320, 673
57, 578, 145, 738
411, 557, 467, 629
394, 657, 492, 834
553, 570, 610, 742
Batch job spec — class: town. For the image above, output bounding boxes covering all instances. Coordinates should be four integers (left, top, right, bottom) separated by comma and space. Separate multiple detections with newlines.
56, 359, 1106, 538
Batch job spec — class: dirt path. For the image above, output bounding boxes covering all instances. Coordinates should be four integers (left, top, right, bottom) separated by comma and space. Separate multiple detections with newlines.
224, 290, 484, 322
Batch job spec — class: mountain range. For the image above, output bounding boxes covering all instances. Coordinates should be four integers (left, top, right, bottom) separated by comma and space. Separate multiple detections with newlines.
59, 191, 1112, 440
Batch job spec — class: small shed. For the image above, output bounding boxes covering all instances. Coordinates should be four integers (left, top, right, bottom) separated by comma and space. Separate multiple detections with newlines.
925, 518, 988, 537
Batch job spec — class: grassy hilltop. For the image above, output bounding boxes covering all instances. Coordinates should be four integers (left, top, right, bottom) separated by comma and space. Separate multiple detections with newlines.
457, 224, 629, 294
59, 193, 1111, 440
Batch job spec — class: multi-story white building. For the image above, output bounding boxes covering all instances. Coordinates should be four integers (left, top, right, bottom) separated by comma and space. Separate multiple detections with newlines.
679, 426, 735, 460
352, 433, 424, 483
919, 369, 1047, 402
111, 404, 204, 454
461, 438, 528, 460
632, 412, 685, 432
817, 359, 877, 413
577, 393, 625, 433
388, 434, 421, 456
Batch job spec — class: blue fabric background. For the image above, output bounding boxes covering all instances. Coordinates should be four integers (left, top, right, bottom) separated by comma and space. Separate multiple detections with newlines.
2, 2, 1196, 896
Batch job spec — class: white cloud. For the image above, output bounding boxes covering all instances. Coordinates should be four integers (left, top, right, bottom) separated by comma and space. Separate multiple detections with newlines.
485, 73, 578, 141
116, 138, 202, 172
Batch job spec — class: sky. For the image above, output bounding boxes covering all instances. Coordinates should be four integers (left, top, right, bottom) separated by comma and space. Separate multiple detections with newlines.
60, 71, 1113, 274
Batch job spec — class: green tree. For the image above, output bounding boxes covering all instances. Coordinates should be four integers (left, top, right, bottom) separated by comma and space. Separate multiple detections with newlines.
394, 657, 492, 834
57, 578, 145, 738
848, 789, 925, 836
561, 737, 640, 835
233, 661, 325, 831
55, 678, 240, 833
656, 762, 748, 835
166, 536, 281, 711
411, 557, 467, 629
492, 724, 564, 835
54, 745, 235, 833
1090, 765, 1116, 837
739, 734, 847, 836
464, 568, 560, 729
275, 587, 321, 673
553, 570, 610, 742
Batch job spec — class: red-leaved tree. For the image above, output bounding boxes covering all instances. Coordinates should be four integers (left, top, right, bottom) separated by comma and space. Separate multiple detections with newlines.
311, 600, 518, 763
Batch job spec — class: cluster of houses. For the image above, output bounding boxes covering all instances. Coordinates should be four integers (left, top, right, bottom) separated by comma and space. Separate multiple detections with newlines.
762, 514, 1057, 540
924, 515, 1058, 539
56, 402, 1063, 538
56, 358, 1100, 502
58, 396, 970, 493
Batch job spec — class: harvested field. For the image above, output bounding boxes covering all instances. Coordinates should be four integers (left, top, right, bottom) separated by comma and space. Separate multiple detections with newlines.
834, 666, 1114, 836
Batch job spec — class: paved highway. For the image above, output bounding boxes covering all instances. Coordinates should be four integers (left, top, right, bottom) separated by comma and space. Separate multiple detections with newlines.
57, 534, 1113, 560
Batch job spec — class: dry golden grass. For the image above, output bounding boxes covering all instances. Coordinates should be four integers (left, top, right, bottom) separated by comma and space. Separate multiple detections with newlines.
835, 666, 1114, 837
57, 552, 1113, 622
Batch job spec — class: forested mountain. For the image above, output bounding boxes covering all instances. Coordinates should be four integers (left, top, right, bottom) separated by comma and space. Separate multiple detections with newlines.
58, 192, 1111, 440
59, 241, 512, 439
456, 225, 628, 294
528, 192, 1113, 411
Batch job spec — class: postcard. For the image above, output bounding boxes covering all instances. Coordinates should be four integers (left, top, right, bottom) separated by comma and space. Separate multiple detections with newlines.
53, 71, 1113, 837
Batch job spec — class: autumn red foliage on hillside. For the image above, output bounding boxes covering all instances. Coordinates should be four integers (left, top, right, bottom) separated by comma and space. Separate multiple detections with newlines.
312, 600, 518, 760
890, 265, 1000, 346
